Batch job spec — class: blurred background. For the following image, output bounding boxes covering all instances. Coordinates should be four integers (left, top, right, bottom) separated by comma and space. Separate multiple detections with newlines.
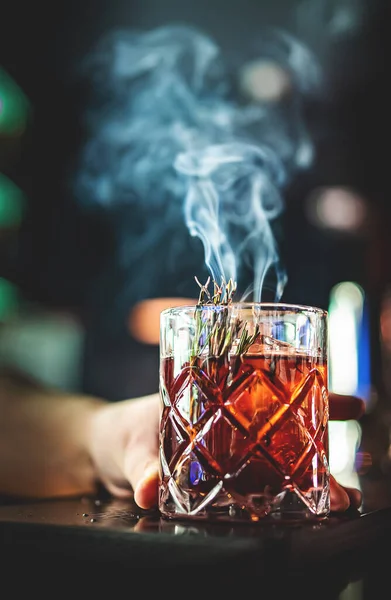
0, 0, 390, 507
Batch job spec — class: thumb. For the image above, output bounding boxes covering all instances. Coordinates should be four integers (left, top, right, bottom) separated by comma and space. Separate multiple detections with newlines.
132, 462, 159, 510
118, 394, 160, 509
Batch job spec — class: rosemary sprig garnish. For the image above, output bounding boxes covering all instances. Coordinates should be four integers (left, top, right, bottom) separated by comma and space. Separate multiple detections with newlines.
190, 276, 259, 365
194, 276, 237, 306
236, 322, 260, 355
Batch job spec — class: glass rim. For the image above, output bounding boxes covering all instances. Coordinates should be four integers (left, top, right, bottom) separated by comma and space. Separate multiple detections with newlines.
161, 302, 328, 318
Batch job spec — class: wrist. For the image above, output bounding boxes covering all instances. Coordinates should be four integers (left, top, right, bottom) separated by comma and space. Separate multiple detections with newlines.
0, 368, 108, 499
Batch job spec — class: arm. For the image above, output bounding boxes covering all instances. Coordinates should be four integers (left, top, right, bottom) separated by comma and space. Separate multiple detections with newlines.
0, 367, 103, 499
0, 366, 160, 505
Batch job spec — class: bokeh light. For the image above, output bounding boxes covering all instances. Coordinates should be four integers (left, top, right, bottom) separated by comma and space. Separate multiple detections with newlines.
0, 172, 26, 230
0, 277, 18, 322
0, 67, 30, 137
328, 280, 372, 494
305, 186, 368, 233
239, 59, 292, 102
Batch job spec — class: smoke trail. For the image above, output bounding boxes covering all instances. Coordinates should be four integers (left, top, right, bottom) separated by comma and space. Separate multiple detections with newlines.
175, 142, 286, 301
72, 24, 320, 314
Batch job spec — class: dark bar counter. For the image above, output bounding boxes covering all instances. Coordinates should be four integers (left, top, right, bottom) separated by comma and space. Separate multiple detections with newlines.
1, 484, 391, 597
1, 404, 391, 596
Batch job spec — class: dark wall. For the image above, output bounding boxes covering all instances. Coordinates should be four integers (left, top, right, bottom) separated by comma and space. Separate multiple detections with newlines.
1, 0, 389, 398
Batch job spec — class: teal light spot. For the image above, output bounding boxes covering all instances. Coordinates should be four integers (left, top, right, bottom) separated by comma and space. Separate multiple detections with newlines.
0, 67, 30, 136
0, 278, 18, 321
0, 173, 26, 228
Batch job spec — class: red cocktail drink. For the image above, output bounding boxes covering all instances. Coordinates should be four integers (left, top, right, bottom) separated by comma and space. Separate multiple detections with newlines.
159, 303, 329, 522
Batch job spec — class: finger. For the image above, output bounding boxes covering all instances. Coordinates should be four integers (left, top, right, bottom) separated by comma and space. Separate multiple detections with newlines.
330, 474, 362, 512
329, 393, 366, 421
118, 394, 160, 508
330, 474, 350, 511
133, 463, 159, 510
122, 438, 159, 509
341, 485, 362, 510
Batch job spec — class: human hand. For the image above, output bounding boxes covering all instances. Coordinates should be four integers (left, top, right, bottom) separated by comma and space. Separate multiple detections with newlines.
89, 391, 365, 513
329, 393, 365, 512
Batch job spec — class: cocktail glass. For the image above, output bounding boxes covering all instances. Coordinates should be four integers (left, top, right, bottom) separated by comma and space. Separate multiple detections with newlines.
159, 302, 329, 523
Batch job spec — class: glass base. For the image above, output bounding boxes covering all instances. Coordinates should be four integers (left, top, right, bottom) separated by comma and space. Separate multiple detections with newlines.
159, 484, 330, 524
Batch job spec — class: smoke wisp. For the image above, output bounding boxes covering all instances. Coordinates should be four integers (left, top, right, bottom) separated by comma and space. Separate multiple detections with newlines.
73, 24, 321, 308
